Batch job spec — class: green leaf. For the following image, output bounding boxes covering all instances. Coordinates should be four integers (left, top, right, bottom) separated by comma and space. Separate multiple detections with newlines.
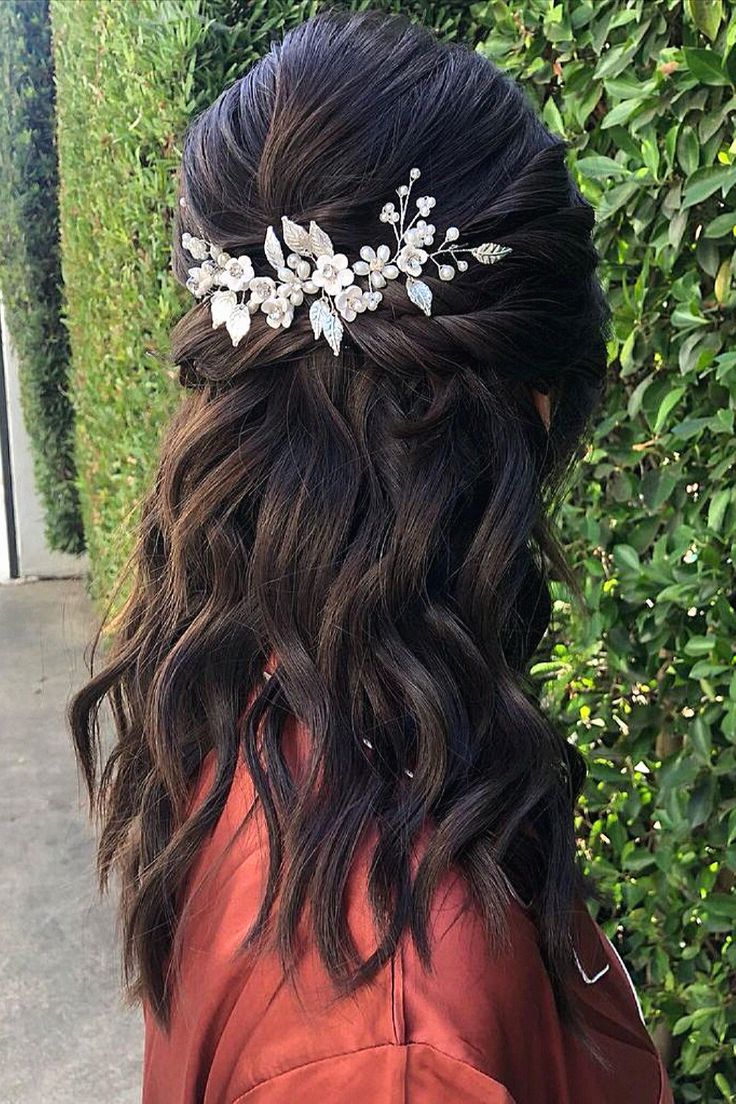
613, 544, 641, 573
686, 0, 723, 43
601, 97, 645, 129
542, 95, 565, 137
576, 155, 631, 179
627, 373, 653, 418
684, 636, 717, 656
714, 1072, 732, 1098
653, 386, 686, 433
677, 126, 700, 176
683, 47, 731, 86
703, 210, 736, 237
682, 165, 736, 208
707, 488, 731, 531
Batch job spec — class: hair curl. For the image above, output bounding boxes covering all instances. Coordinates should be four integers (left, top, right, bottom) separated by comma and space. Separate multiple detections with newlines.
69, 10, 611, 1028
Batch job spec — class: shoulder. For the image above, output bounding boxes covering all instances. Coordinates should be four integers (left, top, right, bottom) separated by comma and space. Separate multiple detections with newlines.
395, 874, 670, 1104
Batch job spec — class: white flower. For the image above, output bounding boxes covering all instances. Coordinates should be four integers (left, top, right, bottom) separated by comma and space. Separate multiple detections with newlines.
396, 243, 428, 278
352, 244, 399, 288
311, 253, 354, 296
335, 284, 369, 322
219, 255, 255, 292
364, 290, 383, 311
261, 294, 294, 329
248, 276, 277, 304
405, 220, 435, 247
186, 261, 217, 297
277, 261, 317, 306
181, 233, 211, 261
210, 289, 238, 328
277, 279, 304, 307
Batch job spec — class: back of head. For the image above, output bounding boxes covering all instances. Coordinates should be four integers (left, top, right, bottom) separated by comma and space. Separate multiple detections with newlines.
70, 10, 611, 1026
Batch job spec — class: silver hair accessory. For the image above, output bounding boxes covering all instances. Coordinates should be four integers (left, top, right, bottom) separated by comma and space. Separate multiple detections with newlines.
180, 167, 512, 356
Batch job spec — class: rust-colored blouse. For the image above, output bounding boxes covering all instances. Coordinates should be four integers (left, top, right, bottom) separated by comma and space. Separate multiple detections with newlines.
143, 668, 673, 1103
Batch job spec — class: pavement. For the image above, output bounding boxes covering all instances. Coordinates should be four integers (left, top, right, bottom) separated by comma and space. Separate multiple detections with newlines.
0, 577, 142, 1104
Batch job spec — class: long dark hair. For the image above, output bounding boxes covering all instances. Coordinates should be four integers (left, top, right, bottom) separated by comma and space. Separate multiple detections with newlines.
69, 9, 611, 1028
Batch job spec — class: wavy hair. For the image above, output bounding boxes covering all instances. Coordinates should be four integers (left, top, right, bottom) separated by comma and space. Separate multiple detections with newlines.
69, 10, 611, 1028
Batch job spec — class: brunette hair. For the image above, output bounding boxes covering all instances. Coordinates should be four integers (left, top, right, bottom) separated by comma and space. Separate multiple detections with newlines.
69, 9, 611, 1027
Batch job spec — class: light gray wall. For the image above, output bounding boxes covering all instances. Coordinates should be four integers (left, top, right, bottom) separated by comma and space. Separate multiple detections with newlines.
0, 295, 87, 582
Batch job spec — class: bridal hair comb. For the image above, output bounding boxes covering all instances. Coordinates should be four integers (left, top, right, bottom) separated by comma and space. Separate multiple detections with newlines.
180, 167, 511, 356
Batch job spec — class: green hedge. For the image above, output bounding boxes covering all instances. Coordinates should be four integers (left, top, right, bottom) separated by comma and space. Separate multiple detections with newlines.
50, 0, 483, 606
0, 0, 83, 554
52, 0, 735, 1099
474, 1, 735, 1099
51, 0, 206, 598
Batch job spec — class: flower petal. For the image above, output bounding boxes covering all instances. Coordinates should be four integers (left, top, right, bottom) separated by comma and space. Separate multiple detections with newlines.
211, 289, 237, 328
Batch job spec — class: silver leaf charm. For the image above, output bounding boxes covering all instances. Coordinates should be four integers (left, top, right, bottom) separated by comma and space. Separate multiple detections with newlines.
405, 276, 432, 316
309, 220, 334, 258
322, 309, 344, 356
281, 216, 311, 255
264, 226, 285, 271
210, 289, 237, 328
225, 303, 252, 347
470, 242, 512, 265
310, 298, 330, 340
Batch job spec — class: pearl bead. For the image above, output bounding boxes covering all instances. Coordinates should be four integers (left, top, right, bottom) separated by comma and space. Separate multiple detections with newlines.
439, 265, 455, 281
457, 259, 468, 272
410, 168, 421, 179
446, 226, 459, 241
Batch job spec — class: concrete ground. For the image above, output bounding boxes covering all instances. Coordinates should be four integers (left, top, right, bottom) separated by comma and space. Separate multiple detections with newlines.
0, 577, 141, 1104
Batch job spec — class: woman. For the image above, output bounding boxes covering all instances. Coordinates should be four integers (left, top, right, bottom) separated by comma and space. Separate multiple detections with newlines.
70, 11, 673, 1103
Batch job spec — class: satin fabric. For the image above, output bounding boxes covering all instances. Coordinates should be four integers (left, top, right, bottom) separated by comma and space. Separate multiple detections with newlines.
143, 669, 673, 1103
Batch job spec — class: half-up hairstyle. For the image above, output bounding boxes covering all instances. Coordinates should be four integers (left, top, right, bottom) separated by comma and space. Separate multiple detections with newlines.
69, 9, 611, 1028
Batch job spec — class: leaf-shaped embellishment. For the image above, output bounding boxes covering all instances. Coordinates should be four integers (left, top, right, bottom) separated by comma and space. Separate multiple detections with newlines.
470, 242, 512, 265
281, 216, 311, 255
264, 225, 285, 271
210, 289, 237, 328
309, 220, 334, 258
322, 309, 344, 357
225, 302, 252, 347
310, 298, 330, 340
405, 275, 433, 316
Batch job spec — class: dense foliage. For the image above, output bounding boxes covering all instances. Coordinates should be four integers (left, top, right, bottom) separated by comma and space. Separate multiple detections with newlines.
50, 0, 205, 594
0, 0, 83, 553
50, 0, 735, 1099
473, 1, 736, 1098
50, 0, 483, 604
